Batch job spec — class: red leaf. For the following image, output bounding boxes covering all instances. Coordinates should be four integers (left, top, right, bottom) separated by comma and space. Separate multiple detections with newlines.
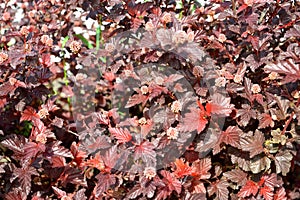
84, 152, 105, 171
258, 113, 274, 129
209, 94, 234, 116
51, 156, 66, 167
109, 127, 132, 143
238, 180, 259, 198
51, 141, 73, 158
237, 4, 248, 14
1, 134, 26, 156
52, 186, 67, 198
0, 81, 15, 96
42, 96, 59, 112
274, 187, 287, 200
262, 173, 283, 190
70, 142, 87, 167
102, 145, 121, 172
259, 186, 274, 200
59, 166, 87, 187
125, 93, 148, 108
39, 53, 52, 67
0, 98, 7, 109
173, 158, 193, 178
160, 170, 182, 194
20, 106, 40, 122
180, 107, 208, 134
191, 158, 211, 179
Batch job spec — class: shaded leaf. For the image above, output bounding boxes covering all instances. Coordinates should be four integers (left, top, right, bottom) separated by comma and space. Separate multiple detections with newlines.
94, 173, 116, 198
231, 154, 250, 171
208, 180, 229, 200
13, 166, 39, 195
180, 106, 209, 134
250, 156, 271, 174
221, 126, 242, 148
240, 130, 264, 158
223, 168, 247, 186
274, 150, 293, 176
134, 140, 156, 166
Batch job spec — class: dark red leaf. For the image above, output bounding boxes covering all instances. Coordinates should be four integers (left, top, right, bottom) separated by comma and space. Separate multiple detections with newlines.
223, 168, 247, 186
134, 140, 156, 166
207, 180, 229, 200
22, 142, 45, 161
264, 59, 300, 84
51, 141, 73, 158
221, 126, 242, 148
236, 104, 256, 127
94, 173, 116, 198
13, 166, 39, 195
240, 130, 264, 158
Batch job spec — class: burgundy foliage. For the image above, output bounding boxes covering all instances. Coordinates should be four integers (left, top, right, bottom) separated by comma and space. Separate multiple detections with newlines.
0, 0, 300, 199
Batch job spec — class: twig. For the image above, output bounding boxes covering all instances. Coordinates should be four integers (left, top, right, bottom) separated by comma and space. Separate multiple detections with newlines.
280, 98, 300, 135
232, 0, 236, 17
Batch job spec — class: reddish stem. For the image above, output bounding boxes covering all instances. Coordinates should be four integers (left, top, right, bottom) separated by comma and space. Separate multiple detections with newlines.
280, 98, 300, 135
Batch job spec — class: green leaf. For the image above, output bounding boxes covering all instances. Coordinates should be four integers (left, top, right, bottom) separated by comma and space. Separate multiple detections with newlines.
75, 34, 93, 49
61, 36, 69, 48
96, 26, 101, 50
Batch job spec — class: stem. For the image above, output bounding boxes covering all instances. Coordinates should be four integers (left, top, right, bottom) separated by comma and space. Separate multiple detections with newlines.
96, 14, 103, 50
232, 0, 236, 16
280, 98, 300, 135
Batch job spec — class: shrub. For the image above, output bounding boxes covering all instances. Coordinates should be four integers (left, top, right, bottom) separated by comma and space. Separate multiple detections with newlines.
0, 0, 299, 199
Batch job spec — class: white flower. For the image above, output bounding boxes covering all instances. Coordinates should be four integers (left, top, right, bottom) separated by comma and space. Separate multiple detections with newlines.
143, 167, 156, 179
166, 127, 179, 140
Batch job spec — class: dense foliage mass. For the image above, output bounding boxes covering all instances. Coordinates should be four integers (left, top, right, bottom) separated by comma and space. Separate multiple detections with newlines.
0, 0, 300, 199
